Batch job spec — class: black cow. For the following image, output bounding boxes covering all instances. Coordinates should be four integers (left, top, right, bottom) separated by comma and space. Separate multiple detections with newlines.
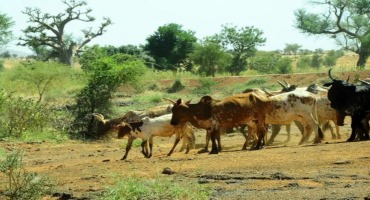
323, 68, 370, 141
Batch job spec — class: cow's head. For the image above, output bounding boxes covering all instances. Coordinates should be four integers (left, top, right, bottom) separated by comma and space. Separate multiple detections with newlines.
165, 96, 213, 126
116, 121, 143, 139
323, 68, 355, 113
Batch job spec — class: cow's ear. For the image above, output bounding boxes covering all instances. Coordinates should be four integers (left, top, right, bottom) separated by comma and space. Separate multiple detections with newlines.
323, 82, 332, 87
176, 99, 182, 105
185, 100, 191, 104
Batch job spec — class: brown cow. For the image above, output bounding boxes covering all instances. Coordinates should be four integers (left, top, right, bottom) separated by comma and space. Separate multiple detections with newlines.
168, 92, 270, 154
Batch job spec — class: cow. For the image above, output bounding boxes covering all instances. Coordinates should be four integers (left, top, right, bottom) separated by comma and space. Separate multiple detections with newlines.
266, 81, 342, 143
248, 89, 324, 145
168, 92, 271, 154
323, 68, 370, 141
244, 87, 325, 145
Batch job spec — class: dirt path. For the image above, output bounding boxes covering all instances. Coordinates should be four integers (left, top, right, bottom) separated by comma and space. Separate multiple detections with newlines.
1, 119, 370, 199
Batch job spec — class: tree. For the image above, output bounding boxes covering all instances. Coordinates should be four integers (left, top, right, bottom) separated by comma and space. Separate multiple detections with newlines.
190, 41, 231, 77
295, 0, 370, 68
18, 0, 112, 66
72, 54, 146, 138
144, 23, 197, 71
212, 24, 266, 75
323, 50, 345, 67
0, 12, 14, 47
283, 43, 302, 55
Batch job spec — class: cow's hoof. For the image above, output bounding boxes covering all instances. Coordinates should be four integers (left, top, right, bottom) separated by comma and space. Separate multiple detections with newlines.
209, 151, 218, 155
197, 149, 209, 154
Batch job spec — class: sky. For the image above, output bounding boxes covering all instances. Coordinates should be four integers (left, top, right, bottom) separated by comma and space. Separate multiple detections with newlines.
0, 0, 339, 54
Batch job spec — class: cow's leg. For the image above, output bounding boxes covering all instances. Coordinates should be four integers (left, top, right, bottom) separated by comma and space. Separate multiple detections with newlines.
168, 133, 181, 156
285, 124, 291, 143
148, 136, 154, 158
313, 126, 323, 144
121, 136, 135, 160
335, 124, 341, 139
253, 121, 267, 150
198, 130, 210, 154
298, 122, 310, 145
141, 140, 149, 158
216, 130, 222, 152
209, 130, 219, 154
267, 124, 280, 145
294, 121, 304, 136
348, 114, 360, 142
361, 115, 370, 140
240, 124, 249, 150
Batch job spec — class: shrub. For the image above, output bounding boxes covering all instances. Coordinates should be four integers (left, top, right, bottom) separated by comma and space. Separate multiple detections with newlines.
249, 52, 281, 74
71, 54, 146, 139
192, 78, 217, 95
0, 91, 51, 138
296, 56, 311, 69
277, 57, 293, 74
0, 150, 52, 200
167, 79, 185, 93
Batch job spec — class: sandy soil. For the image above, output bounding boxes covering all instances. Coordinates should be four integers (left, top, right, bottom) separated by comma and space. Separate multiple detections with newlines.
1, 71, 370, 200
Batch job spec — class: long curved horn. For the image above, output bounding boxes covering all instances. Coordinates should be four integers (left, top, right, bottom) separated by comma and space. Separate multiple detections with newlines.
277, 80, 287, 89
359, 79, 370, 85
163, 97, 176, 104
262, 88, 274, 96
92, 113, 107, 123
328, 68, 335, 81
284, 80, 290, 88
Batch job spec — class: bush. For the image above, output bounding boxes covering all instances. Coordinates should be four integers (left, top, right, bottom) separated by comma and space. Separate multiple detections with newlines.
192, 78, 218, 95
0, 90, 51, 138
296, 56, 311, 69
0, 150, 52, 200
249, 52, 281, 74
277, 57, 293, 74
71, 54, 146, 139
167, 79, 185, 93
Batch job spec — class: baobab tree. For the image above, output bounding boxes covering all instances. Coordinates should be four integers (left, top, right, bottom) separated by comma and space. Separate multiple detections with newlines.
19, 0, 112, 66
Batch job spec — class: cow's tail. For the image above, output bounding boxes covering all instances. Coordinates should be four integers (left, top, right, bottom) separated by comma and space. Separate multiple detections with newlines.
311, 97, 324, 140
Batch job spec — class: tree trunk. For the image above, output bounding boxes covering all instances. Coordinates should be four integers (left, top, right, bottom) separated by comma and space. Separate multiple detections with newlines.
357, 43, 370, 68
59, 43, 77, 66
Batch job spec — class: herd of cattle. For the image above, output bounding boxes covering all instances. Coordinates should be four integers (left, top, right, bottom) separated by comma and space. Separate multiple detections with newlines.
93, 69, 370, 160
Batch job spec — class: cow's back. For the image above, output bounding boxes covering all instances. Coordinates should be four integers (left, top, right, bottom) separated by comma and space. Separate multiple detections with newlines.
212, 92, 270, 128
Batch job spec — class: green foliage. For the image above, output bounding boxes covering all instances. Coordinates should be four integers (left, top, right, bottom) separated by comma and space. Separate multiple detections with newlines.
1, 61, 72, 102
190, 41, 231, 77
283, 43, 302, 55
0, 150, 52, 200
249, 52, 281, 74
102, 175, 211, 200
0, 12, 14, 47
144, 23, 197, 71
296, 55, 311, 69
213, 24, 266, 75
167, 79, 185, 93
323, 50, 345, 67
192, 78, 218, 95
277, 57, 293, 74
294, 0, 370, 67
311, 53, 322, 69
0, 91, 52, 138
71, 54, 146, 138
0, 59, 3, 71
